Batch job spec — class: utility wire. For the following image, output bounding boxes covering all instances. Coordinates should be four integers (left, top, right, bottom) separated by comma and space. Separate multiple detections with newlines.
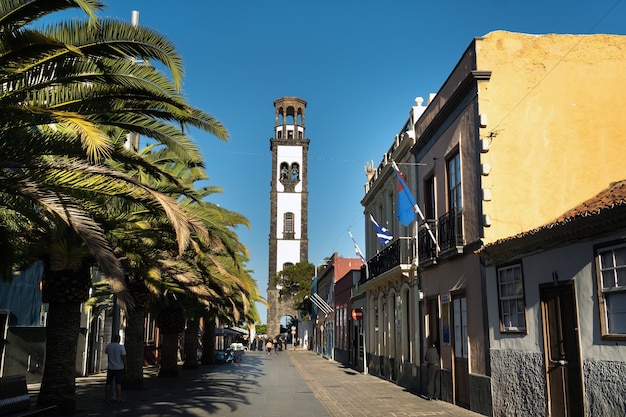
489, 0, 623, 135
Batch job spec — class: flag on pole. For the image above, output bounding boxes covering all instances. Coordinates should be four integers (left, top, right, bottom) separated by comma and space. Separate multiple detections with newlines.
392, 162, 418, 227
348, 230, 366, 264
391, 160, 441, 251
370, 214, 393, 245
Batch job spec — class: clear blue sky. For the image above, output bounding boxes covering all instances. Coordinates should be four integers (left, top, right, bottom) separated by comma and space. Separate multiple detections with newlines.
65, 1, 625, 323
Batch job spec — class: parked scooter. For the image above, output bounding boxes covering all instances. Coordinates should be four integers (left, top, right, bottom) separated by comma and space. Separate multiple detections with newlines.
225, 348, 234, 364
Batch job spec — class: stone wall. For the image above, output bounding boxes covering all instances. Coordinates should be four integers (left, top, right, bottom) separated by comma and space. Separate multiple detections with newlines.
490, 349, 545, 417
583, 360, 626, 416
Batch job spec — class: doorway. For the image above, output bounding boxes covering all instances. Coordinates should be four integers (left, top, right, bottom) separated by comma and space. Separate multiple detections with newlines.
540, 282, 584, 417
452, 295, 470, 406
427, 297, 440, 348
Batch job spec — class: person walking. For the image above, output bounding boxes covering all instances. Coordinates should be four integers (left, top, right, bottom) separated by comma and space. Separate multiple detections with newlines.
425, 339, 441, 401
266, 339, 273, 355
104, 334, 127, 403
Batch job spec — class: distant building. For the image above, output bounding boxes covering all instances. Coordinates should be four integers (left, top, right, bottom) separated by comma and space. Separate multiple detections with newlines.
312, 253, 362, 359
267, 97, 310, 339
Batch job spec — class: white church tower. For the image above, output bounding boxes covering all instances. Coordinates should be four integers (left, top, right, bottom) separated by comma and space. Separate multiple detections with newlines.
267, 97, 309, 338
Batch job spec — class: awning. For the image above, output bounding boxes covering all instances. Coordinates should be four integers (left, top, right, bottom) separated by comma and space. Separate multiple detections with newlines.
215, 327, 246, 336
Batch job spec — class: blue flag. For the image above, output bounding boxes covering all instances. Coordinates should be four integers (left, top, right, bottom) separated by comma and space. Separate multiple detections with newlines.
370, 214, 393, 245
393, 163, 417, 227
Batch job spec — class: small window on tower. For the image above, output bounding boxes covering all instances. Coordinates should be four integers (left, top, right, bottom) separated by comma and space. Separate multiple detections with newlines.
290, 163, 300, 180
284, 212, 294, 239
280, 163, 289, 180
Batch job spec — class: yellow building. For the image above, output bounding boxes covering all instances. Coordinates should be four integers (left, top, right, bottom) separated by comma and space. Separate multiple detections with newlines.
477, 32, 626, 241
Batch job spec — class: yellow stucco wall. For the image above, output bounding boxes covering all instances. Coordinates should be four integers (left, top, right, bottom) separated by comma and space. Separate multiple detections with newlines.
476, 31, 626, 243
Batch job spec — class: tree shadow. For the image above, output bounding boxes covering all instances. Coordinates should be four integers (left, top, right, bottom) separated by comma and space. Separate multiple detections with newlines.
74, 353, 269, 416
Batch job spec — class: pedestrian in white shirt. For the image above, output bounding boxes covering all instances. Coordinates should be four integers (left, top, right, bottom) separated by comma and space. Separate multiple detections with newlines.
104, 334, 127, 402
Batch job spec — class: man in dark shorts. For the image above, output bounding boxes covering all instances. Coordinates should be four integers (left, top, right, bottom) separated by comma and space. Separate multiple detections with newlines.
104, 334, 127, 402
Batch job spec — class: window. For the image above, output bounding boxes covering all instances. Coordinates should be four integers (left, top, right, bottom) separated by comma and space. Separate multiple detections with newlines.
283, 212, 294, 237
597, 243, 626, 337
497, 263, 526, 332
441, 295, 450, 345
453, 296, 468, 358
280, 162, 289, 180
290, 163, 300, 180
424, 175, 435, 220
447, 152, 461, 211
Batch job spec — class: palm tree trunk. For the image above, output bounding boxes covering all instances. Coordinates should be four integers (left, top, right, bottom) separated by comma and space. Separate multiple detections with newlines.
183, 313, 200, 369
200, 313, 216, 365
158, 332, 179, 377
155, 302, 184, 377
37, 302, 80, 413
123, 306, 146, 389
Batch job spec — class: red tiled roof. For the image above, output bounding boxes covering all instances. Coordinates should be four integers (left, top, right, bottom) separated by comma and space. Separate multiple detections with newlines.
554, 180, 626, 223
479, 180, 626, 260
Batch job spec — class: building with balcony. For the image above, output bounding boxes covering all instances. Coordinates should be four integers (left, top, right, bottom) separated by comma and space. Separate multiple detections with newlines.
360, 98, 427, 391
361, 31, 626, 415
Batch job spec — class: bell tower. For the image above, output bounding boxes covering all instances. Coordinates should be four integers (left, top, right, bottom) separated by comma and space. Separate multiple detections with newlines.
267, 97, 309, 338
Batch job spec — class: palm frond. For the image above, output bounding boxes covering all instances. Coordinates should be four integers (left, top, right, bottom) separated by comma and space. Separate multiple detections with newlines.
0, 0, 102, 31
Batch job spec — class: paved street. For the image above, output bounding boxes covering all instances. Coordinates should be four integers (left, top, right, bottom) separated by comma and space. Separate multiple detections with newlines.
29, 350, 483, 416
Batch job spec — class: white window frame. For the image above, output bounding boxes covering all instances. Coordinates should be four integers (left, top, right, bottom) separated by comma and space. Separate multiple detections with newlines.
497, 263, 526, 333
284, 212, 294, 234
597, 242, 626, 339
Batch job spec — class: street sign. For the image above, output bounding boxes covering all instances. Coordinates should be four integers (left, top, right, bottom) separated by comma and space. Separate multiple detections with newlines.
351, 308, 364, 320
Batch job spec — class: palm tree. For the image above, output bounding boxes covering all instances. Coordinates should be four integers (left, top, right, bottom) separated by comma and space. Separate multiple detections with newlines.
0, 1, 231, 412
100, 139, 254, 383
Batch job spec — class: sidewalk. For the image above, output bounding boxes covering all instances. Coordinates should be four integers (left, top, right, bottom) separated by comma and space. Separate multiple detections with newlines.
290, 350, 482, 417
27, 350, 482, 416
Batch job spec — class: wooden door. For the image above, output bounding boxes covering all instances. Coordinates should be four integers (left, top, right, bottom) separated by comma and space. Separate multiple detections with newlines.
540, 283, 584, 417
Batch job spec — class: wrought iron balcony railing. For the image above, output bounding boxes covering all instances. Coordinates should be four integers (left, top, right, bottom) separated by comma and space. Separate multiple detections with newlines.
418, 219, 438, 263
438, 208, 464, 252
365, 237, 415, 282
